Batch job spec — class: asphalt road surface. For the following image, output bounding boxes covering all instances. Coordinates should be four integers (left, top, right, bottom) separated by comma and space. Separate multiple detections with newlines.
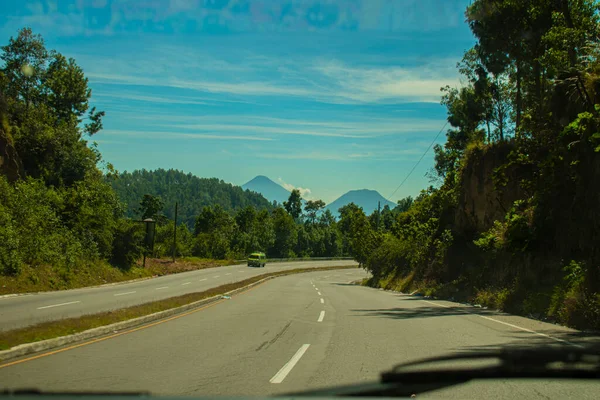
0, 260, 357, 331
1, 269, 599, 399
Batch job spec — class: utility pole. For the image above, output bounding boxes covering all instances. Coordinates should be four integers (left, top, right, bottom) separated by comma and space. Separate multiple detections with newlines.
172, 201, 178, 262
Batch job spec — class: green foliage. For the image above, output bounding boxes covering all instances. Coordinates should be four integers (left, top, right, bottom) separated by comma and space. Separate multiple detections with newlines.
283, 189, 303, 221
110, 168, 273, 229
304, 199, 326, 223
270, 208, 298, 258
475, 200, 533, 253
474, 287, 512, 310
109, 219, 144, 270
137, 194, 165, 221
395, 196, 414, 213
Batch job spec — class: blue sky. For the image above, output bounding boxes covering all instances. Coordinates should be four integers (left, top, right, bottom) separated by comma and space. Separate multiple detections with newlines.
0, 0, 475, 204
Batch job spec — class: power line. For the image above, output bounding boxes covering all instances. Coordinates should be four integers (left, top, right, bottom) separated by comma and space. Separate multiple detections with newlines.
386, 121, 449, 202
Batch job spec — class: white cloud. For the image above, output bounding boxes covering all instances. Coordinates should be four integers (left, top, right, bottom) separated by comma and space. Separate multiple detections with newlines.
116, 113, 446, 138
278, 177, 312, 199
169, 123, 371, 138
311, 60, 458, 103
84, 51, 459, 105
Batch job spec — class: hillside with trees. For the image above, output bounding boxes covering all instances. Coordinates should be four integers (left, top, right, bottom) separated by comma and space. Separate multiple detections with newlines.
346, 0, 600, 330
110, 168, 274, 229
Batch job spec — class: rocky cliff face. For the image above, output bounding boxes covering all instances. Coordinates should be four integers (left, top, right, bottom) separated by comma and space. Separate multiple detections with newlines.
454, 142, 525, 237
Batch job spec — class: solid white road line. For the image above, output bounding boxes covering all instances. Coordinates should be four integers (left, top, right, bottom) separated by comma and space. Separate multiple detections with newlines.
421, 299, 584, 348
318, 311, 325, 322
114, 291, 136, 296
317, 292, 322, 296
181, 282, 191, 286
320, 298, 324, 304
37, 301, 80, 310
198, 278, 207, 282
269, 344, 311, 384
156, 287, 168, 290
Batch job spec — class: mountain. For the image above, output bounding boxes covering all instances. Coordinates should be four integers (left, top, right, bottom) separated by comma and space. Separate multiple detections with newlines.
242, 175, 291, 205
326, 189, 396, 216
110, 169, 273, 229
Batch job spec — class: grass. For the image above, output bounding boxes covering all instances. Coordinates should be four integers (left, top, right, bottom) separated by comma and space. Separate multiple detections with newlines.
0, 258, 238, 295
0, 265, 356, 351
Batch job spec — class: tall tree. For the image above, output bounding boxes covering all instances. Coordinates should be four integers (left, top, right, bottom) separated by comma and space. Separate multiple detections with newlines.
304, 199, 326, 224
284, 189, 303, 220
138, 194, 164, 221
270, 207, 298, 258
0, 28, 105, 186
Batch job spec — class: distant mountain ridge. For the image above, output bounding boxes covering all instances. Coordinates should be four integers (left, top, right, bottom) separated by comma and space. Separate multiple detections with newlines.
243, 175, 395, 216
326, 189, 396, 216
242, 175, 291, 205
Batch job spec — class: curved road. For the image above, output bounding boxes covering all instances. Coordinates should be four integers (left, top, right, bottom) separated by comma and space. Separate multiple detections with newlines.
0, 260, 357, 331
1, 269, 599, 399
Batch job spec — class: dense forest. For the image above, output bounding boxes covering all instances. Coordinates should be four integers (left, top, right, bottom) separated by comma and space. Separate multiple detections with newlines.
110, 168, 274, 229
349, 0, 600, 330
131, 186, 414, 261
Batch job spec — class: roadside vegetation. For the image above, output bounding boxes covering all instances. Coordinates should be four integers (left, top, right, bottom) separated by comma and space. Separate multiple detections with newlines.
346, 0, 600, 331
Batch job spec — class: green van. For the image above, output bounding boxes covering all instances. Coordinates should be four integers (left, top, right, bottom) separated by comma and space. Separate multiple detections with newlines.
247, 252, 266, 268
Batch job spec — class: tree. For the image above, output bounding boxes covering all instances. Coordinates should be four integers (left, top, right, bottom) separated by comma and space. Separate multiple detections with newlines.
381, 205, 395, 231
0, 28, 105, 187
318, 209, 336, 227
0, 28, 48, 124
138, 194, 164, 221
235, 205, 256, 233
396, 196, 414, 213
270, 207, 297, 258
304, 199, 326, 224
193, 205, 236, 259
284, 189, 303, 220
338, 203, 378, 265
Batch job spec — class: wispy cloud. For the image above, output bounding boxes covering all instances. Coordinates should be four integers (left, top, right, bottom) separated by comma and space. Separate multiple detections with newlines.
278, 177, 312, 200
85, 49, 458, 105
102, 129, 274, 141
168, 123, 371, 139
120, 114, 445, 138
93, 92, 209, 106
263, 153, 350, 161
311, 60, 458, 103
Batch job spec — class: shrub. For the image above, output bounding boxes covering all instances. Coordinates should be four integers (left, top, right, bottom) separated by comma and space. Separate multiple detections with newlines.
110, 219, 144, 269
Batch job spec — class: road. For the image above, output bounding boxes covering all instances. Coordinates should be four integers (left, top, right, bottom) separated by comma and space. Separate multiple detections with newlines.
0, 260, 357, 331
1, 269, 599, 399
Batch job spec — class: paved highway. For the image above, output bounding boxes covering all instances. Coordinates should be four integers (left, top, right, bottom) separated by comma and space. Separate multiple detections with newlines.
0, 260, 357, 331
1, 269, 599, 399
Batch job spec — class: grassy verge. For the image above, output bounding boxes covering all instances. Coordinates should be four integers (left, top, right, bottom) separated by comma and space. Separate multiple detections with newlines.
0, 265, 356, 351
0, 258, 237, 295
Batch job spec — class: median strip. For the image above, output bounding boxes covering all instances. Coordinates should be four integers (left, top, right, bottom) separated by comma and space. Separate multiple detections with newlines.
0, 265, 356, 360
